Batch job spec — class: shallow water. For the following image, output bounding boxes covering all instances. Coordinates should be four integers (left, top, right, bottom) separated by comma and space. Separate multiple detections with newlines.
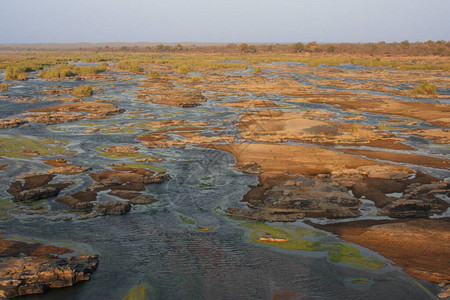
0, 63, 448, 299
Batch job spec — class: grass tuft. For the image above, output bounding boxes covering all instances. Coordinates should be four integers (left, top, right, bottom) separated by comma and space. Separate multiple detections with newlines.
411, 82, 437, 95
72, 85, 93, 96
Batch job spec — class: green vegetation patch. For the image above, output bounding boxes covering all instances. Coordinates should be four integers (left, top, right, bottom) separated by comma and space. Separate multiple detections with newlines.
148, 70, 160, 78
72, 84, 93, 97
0, 135, 75, 159
179, 215, 196, 225
411, 82, 437, 95
241, 221, 386, 270
4, 66, 28, 80
122, 284, 150, 300
0, 198, 14, 220
179, 215, 216, 231
0, 84, 8, 91
116, 60, 142, 73
38, 65, 75, 80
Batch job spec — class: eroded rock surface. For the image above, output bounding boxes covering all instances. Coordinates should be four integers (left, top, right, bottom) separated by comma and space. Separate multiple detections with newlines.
0, 235, 98, 299
7, 174, 71, 204
0, 255, 98, 299
0, 118, 28, 129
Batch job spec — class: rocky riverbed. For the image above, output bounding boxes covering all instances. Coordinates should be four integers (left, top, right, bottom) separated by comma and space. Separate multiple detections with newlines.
0, 52, 449, 298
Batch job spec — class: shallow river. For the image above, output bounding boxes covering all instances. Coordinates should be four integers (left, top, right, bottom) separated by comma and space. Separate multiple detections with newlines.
0, 63, 447, 299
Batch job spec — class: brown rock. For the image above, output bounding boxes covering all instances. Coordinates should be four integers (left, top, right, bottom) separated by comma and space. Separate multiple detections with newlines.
0, 255, 99, 298
47, 164, 91, 175
94, 201, 131, 215
129, 195, 159, 205
0, 118, 28, 129
106, 145, 139, 154
235, 162, 262, 174
312, 218, 450, 284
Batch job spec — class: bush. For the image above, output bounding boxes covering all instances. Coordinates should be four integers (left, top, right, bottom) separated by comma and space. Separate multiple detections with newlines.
175, 64, 192, 74
38, 65, 75, 79
253, 66, 262, 75
4, 67, 28, 80
0, 84, 8, 91
412, 82, 437, 95
148, 70, 160, 78
116, 60, 142, 73
72, 85, 93, 96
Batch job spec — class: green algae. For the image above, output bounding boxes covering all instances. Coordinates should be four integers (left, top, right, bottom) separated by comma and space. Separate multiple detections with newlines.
0, 198, 14, 220
123, 284, 150, 300
179, 215, 216, 232
0, 135, 75, 159
240, 221, 386, 270
179, 215, 195, 225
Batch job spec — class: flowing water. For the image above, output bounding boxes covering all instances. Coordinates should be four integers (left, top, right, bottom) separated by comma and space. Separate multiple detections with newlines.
0, 63, 447, 299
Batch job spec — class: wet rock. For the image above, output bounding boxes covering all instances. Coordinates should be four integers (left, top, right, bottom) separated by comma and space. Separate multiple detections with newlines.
261, 176, 361, 218
377, 181, 449, 218
0, 118, 28, 129
14, 186, 62, 204
9, 182, 72, 204
72, 202, 94, 213
94, 201, 131, 215
0, 255, 99, 298
378, 199, 435, 218
56, 191, 97, 209
226, 207, 305, 222
77, 212, 104, 220
88, 169, 170, 192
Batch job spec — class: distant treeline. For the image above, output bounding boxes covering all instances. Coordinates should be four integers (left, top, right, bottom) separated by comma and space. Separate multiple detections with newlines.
147, 41, 450, 56
3, 41, 446, 56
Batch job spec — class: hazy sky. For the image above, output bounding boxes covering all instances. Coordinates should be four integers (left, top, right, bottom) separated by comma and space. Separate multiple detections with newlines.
1, 0, 449, 43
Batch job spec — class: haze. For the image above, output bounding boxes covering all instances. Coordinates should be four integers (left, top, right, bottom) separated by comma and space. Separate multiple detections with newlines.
1, 0, 449, 43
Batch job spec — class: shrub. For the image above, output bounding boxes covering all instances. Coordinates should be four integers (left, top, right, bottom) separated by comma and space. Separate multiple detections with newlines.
116, 60, 142, 73
412, 82, 437, 95
38, 65, 75, 79
4, 67, 28, 80
72, 85, 93, 96
253, 66, 262, 75
175, 64, 192, 74
0, 84, 8, 91
148, 70, 160, 78
292, 42, 305, 53
191, 76, 202, 82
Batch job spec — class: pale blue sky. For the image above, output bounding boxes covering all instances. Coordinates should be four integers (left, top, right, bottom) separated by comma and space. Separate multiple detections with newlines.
1, 0, 449, 43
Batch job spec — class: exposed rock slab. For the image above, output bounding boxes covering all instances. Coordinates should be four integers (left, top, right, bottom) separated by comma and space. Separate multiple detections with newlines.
0, 118, 28, 129
0, 255, 98, 298
312, 218, 450, 284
